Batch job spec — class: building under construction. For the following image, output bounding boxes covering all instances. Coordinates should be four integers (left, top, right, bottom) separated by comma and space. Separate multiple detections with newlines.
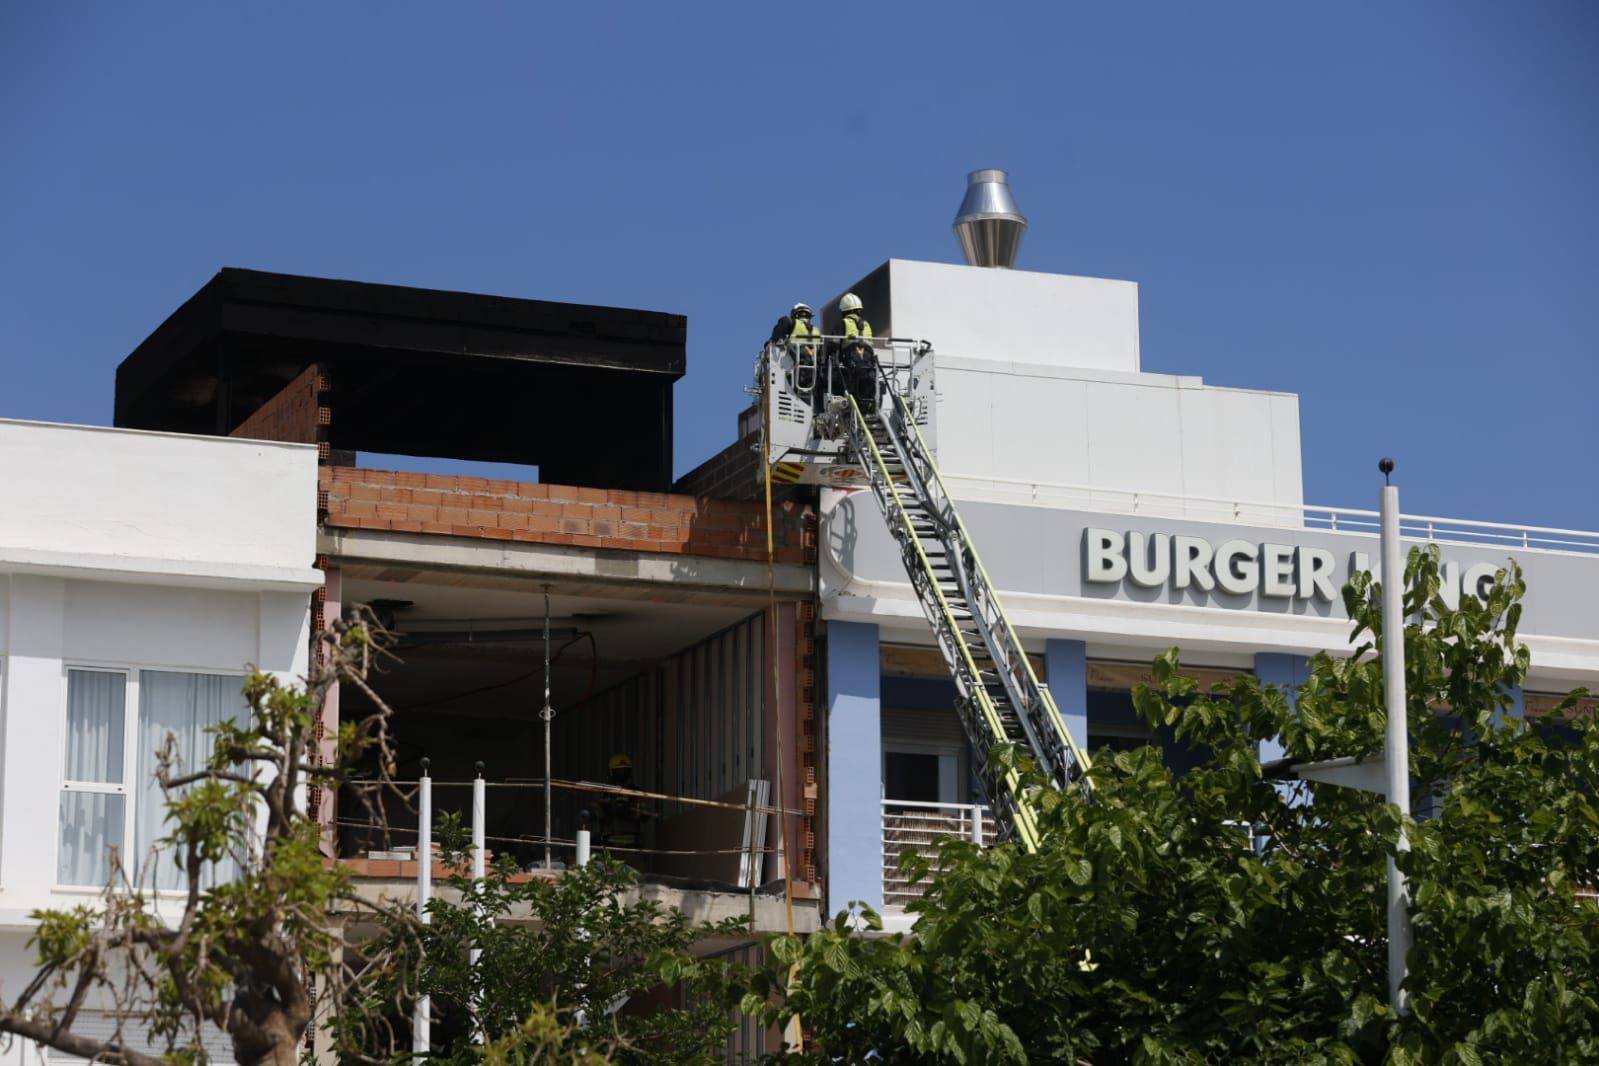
2, 170, 1594, 1062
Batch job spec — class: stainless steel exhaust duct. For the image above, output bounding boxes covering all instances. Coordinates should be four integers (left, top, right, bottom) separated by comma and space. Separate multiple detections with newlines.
953, 169, 1027, 268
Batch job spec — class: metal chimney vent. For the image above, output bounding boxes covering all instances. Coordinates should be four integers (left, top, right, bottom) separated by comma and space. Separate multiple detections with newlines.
953, 169, 1027, 268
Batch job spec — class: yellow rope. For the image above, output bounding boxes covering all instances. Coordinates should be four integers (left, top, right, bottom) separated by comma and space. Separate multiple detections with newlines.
762, 349, 803, 1054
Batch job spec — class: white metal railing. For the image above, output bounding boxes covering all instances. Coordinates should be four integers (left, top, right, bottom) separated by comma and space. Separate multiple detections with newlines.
939, 473, 1599, 556
881, 799, 996, 908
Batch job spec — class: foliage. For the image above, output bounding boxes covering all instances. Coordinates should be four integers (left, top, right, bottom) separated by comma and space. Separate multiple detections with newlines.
0, 617, 405, 1066
756, 549, 1599, 1063
334, 814, 750, 1065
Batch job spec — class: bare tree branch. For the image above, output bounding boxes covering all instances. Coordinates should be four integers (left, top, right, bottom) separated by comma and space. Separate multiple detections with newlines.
0, 612, 416, 1066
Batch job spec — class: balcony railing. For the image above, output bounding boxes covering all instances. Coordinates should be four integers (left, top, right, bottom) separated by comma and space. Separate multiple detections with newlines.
941, 472, 1599, 555
881, 799, 996, 908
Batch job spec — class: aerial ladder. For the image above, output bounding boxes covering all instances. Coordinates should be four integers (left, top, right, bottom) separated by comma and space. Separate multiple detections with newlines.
759, 334, 1092, 852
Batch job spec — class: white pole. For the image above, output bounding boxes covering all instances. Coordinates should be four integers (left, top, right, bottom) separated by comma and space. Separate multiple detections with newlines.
542, 588, 554, 871
1380, 471, 1412, 1015
470, 763, 486, 1044
414, 759, 432, 1057
575, 827, 591, 867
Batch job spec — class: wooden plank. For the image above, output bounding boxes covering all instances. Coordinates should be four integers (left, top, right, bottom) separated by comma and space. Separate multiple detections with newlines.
880, 643, 1044, 678
1086, 660, 1245, 692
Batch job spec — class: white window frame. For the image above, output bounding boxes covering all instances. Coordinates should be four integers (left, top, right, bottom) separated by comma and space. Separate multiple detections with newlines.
56, 663, 245, 893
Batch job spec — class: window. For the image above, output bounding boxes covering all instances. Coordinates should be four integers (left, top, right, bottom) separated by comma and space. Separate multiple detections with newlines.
884, 751, 948, 804
60, 671, 127, 886
881, 706, 969, 805
59, 669, 247, 889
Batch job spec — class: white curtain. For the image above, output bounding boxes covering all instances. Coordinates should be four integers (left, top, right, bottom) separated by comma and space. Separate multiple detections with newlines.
137, 672, 247, 891
58, 671, 126, 886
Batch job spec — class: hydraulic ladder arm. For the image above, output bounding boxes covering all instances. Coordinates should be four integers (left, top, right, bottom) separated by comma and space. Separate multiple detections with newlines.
839, 387, 1093, 852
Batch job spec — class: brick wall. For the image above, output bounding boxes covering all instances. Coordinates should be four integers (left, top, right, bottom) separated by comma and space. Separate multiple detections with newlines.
229, 364, 329, 456
320, 466, 814, 565
674, 430, 815, 512
674, 431, 761, 500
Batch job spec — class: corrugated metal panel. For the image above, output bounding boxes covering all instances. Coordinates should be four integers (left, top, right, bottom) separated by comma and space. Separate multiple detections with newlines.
718, 943, 768, 1062
557, 614, 767, 820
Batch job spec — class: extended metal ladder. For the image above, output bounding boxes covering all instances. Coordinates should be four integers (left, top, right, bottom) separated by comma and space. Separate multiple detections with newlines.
839, 387, 1093, 852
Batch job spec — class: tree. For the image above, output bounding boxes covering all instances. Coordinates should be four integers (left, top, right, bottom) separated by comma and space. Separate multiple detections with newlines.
754, 549, 1599, 1063
335, 814, 749, 1065
0, 616, 409, 1066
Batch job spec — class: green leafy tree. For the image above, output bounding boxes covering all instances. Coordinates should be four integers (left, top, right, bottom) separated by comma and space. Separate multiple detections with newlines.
336, 814, 750, 1065
0, 617, 410, 1066
755, 549, 1599, 1063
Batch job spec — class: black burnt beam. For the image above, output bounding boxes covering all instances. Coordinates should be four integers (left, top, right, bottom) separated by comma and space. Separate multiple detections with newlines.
113, 268, 686, 492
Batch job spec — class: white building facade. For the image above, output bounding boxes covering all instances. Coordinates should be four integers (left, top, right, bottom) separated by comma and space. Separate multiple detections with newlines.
817, 261, 1599, 920
0, 419, 321, 1061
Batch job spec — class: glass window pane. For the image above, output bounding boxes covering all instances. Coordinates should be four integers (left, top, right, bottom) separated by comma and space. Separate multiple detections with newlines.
137, 672, 247, 890
65, 671, 125, 784
58, 791, 124, 886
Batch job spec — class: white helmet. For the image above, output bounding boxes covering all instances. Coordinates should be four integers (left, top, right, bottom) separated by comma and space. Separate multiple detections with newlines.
839, 293, 863, 314
791, 302, 812, 317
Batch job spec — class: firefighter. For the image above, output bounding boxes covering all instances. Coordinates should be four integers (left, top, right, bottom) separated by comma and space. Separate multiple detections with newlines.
598, 752, 647, 852
786, 302, 827, 410
838, 292, 877, 414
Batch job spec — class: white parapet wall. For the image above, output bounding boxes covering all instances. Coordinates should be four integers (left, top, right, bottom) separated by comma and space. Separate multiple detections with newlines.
0, 419, 321, 588
934, 360, 1305, 519
0, 419, 320, 933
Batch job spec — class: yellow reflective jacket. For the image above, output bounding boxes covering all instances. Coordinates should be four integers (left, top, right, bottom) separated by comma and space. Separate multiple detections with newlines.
843, 312, 873, 341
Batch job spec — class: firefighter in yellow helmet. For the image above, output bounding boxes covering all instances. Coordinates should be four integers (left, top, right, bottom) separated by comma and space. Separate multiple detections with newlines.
838, 292, 877, 414
599, 753, 647, 853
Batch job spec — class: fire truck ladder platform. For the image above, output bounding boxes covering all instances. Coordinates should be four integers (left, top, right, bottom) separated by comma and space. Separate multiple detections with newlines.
840, 387, 1093, 853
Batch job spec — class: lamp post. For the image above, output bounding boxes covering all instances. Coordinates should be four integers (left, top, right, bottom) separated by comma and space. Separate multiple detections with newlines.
1283, 459, 1411, 1015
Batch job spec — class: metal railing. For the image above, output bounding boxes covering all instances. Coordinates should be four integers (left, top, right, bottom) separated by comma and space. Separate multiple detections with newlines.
938, 472, 1599, 555
881, 799, 996, 908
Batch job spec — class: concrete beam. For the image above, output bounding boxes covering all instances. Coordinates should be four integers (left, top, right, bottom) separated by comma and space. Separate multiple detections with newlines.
324, 528, 814, 606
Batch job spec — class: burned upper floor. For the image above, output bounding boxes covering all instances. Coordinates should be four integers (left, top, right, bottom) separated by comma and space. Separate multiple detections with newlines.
114, 268, 686, 491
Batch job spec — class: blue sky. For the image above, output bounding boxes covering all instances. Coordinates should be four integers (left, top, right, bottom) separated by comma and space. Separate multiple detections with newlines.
3, 3, 1596, 530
